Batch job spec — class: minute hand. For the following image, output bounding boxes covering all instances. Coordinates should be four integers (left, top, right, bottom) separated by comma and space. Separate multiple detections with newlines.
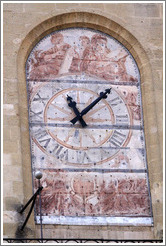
67, 95, 87, 127
71, 88, 111, 125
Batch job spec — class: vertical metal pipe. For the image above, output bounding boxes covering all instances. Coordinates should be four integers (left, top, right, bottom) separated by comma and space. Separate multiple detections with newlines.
38, 179, 43, 242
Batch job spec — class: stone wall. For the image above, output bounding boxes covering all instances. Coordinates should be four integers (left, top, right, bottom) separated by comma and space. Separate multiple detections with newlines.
3, 3, 163, 240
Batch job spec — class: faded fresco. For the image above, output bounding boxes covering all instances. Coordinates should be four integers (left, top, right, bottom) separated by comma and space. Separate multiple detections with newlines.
34, 170, 150, 217
26, 28, 153, 225
27, 31, 138, 82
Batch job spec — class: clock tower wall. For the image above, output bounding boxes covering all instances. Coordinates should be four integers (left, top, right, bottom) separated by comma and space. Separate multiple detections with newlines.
3, 3, 163, 241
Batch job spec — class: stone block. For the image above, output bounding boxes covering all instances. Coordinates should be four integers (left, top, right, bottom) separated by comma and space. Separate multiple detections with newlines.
146, 145, 161, 166
103, 3, 135, 18
3, 126, 10, 140
10, 126, 21, 140
3, 140, 20, 154
134, 3, 160, 17
3, 92, 19, 105
56, 3, 80, 9
4, 63, 18, 80
151, 60, 163, 71
152, 70, 163, 90
3, 182, 13, 196
11, 153, 22, 166
152, 202, 163, 220
3, 153, 12, 166
3, 80, 19, 94
3, 115, 20, 127
107, 230, 124, 239
143, 92, 156, 106
3, 104, 18, 116
3, 3, 24, 12
3, 223, 19, 237
40, 228, 52, 238
79, 3, 105, 11
3, 211, 21, 224
23, 3, 56, 12
151, 182, 163, 202
3, 41, 19, 58
13, 181, 24, 195
124, 230, 153, 239
4, 197, 23, 211
3, 54, 17, 70
149, 169, 163, 184
152, 49, 163, 60
3, 166, 23, 182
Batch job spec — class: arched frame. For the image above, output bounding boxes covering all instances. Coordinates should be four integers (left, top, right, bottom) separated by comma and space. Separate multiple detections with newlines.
17, 11, 161, 236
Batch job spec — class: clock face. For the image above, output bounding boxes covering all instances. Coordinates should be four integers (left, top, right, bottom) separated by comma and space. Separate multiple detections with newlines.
30, 84, 132, 166
26, 28, 153, 225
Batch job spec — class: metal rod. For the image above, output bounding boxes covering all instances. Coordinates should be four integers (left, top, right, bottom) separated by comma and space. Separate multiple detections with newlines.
20, 193, 37, 231
19, 187, 42, 214
38, 179, 43, 242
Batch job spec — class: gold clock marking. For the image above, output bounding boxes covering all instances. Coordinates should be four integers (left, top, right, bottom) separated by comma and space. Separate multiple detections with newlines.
84, 129, 97, 144
64, 128, 75, 143
86, 117, 109, 123
48, 116, 69, 121
77, 90, 80, 104
51, 103, 71, 116
84, 95, 95, 109
86, 104, 106, 118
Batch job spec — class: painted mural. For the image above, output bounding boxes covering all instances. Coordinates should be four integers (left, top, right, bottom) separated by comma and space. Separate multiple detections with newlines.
26, 28, 153, 226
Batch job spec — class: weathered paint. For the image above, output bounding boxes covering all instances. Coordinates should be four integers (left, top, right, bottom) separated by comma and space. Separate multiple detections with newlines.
36, 215, 153, 226
26, 28, 153, 225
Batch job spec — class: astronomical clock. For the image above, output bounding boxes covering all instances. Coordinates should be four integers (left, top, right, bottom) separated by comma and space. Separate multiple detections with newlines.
26, 28, 153, 225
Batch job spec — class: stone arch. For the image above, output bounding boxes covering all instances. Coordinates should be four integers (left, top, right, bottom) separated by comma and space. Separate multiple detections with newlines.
17, 11, 158, 233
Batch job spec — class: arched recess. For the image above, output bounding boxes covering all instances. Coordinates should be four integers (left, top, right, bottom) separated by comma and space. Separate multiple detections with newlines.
17, 11, 159, 233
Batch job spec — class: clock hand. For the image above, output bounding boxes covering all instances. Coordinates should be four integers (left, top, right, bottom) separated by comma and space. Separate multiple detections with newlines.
67, 95, 87, 127
71, 88, 111, 125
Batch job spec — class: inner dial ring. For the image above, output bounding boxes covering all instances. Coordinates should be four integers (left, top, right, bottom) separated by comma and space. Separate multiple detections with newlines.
44, 88, 115, 150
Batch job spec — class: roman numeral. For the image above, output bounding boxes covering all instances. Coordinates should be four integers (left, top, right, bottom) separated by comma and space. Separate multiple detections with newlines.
34, 129, 48, 140
51, 145, 69, 161
33, 128, 51, 149
39, 138, 51, 149
52, 145, 63, 155
109, 130, 126, 147
30, 109, 43, 122
59, 149, 68, 161
76, 151, 92, 164
116, 114, 129, 124
33, 127, 69, 161
109, 97, 122, 107
33, 92, 49, 106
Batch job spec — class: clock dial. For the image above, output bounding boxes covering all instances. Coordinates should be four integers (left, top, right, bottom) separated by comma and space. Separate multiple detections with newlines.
29, 84, 132, 166
44, 88, 114, 150
26, 28, 153, 225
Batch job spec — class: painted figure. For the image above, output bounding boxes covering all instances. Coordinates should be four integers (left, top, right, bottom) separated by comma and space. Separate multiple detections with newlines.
69, 36, 91, 73
29, 32, 138, 82
125, 91, 141, 120
29, 33, 71, 79
80, 34, 137, 82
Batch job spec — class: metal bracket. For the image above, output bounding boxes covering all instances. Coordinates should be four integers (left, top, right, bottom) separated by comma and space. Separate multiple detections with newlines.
19, 186, 43, 231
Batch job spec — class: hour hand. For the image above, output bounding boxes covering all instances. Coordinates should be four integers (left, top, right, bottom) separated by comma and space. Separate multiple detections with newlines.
67, 95, 87, 127
71, 88, 111, 125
